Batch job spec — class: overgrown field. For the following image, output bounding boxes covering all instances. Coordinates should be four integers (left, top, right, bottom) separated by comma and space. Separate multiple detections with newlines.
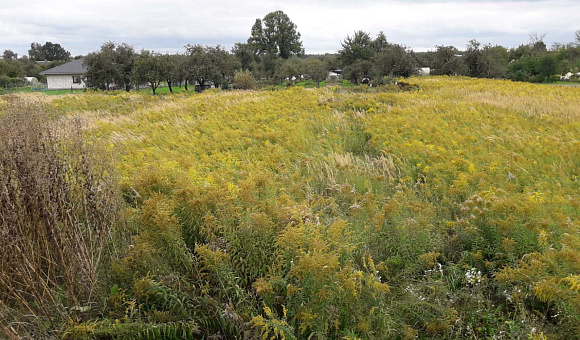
1, 77, 579, 339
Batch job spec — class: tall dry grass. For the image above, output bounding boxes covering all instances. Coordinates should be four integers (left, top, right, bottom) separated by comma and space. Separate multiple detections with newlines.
0, 98, 121, 339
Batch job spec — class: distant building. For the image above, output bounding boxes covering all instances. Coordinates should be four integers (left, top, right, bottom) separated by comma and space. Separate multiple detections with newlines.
24, 77, 40, 86
39, 58, 87, 90
560, 72, 574, 81
418, 67, 431, 76
326, 69, 342, 82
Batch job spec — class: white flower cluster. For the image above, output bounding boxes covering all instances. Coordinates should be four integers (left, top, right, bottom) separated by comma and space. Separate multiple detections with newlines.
465, 267, 482, 285
405, 285, 426, 301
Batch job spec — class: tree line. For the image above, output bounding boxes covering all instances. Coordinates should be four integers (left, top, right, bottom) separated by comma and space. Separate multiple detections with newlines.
420, 33, 580, 83
2, 11, 580, 92
81, 11, 326, 94
0, 42, 76, 88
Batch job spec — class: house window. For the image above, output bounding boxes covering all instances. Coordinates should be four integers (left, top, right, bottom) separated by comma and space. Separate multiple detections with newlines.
72, 75, 81, 84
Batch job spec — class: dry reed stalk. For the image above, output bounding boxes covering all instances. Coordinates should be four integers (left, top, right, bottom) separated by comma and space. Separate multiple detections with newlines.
0, 97, 122, 337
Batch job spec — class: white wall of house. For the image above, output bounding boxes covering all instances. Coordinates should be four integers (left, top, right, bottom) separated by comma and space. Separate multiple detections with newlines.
46, 75, 86, 90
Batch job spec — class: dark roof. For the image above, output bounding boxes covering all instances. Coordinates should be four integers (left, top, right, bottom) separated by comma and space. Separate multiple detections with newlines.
40, 58, 87, 75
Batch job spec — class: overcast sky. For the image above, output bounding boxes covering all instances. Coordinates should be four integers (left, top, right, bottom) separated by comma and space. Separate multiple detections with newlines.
1, 0, 578, 56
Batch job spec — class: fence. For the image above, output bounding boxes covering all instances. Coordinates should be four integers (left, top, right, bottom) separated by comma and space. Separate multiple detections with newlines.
1, 79, 47, 94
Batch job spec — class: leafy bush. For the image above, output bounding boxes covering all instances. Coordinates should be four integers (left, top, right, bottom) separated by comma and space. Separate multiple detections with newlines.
233, 70, 256, 90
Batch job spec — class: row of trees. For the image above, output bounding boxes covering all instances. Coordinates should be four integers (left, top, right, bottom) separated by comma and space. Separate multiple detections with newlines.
84, 43, 238, 94
418, 33, 580, 82
82, 11, 327, 94
2, 12, 580, 91
28, 42, 71, 61
84, 41, 332, 94
1, 42, 73, 89
338, 31, 417, 84
337, 31, 580, 84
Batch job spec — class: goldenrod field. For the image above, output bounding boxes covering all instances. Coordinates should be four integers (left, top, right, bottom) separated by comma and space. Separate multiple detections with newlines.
2, 77, 579, 339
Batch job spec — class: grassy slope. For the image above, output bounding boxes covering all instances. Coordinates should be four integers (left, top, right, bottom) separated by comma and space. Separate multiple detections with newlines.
25, 77, 580, 338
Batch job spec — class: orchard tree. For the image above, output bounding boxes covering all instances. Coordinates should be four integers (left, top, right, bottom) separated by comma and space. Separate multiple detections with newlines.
510, 44, 533, 61
432, 46, 466, 75
342, 60, 373, 85
529, 33, 547, 57
84, 42, 118, 90
256, 53, 280, 79
339, 31, 374, 66
465, 39, 508, 78
275, 57, 304, 85
320, 54, 339, 71
339, 31, 376, 84
304, 58, 328, 87
482, 45, 509, 78
248, 11, 304, 59
84, 42, 136, 91
185, 44, 236, 91
0, 59, 25, 78
232, 42, 255, 71
113, 43, 137, 92
465, 39, 485, 77
372, 44, 417, 79
160, 53, 185, 93
132, 50, 164, 95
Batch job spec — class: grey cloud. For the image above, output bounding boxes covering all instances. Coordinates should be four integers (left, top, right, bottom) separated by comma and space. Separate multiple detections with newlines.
0, 0, 578, 56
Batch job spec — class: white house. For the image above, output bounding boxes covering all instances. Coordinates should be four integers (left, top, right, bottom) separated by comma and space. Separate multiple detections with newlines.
39, 58, 87, 90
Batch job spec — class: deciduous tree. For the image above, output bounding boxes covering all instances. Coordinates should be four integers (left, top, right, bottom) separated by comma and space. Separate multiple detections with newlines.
185, 44, 236, 91
84, 42, 119, 90
132, 50, 164, 95
465, 39, 508, 78
304, 58, 328, 87
84, 42, 136, 91
232, 43, 255, 71
2, 50, 18, 60
113, 43, 136, 92
372, 44, 418, 79
432, 46, 466, 76
42, 42, 71, 61
339, 31, 374, 66
248, 11, 304, 59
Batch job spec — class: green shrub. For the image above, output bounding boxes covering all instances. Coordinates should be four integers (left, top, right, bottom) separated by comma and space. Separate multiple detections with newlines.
233, 70, 256, 90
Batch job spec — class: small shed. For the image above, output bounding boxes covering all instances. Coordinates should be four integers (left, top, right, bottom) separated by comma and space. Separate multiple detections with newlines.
24, 77, 40, 86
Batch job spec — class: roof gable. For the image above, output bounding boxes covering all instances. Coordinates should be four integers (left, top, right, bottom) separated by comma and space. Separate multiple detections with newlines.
40, 58, 87, 75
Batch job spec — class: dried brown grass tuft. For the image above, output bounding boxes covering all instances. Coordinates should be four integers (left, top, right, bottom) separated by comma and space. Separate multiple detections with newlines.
0, 97, 122, 338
